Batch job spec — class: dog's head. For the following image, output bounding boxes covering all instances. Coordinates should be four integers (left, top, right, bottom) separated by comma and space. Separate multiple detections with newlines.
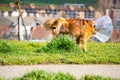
51, 18, 69, 35
43, 19, 54, 30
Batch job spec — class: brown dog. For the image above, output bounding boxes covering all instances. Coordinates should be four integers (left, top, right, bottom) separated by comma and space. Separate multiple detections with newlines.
50, 18, 95, 51
43, 19, 59, 37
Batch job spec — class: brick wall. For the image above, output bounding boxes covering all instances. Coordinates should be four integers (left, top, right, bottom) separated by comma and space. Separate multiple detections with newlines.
31, 26, 52, 40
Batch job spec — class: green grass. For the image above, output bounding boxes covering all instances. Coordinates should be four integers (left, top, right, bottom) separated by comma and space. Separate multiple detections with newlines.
0, 77, 5, 80
0, 70, 117, 80
0, 36, 120, 65
14, 70, 76, 80
81, 74, 117, 80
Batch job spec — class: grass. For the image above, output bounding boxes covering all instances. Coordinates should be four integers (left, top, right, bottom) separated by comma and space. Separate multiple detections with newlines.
81, 74, 118, 80
0, 35, 120, 65
0, 70, 117, 80
14, 70, 76, 80
0, 77, 5, 80
0, 37, 119, 80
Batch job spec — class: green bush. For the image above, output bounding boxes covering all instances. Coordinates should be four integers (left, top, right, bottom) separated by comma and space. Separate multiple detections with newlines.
9, 70, 117, 80
15, 70, 52, 80
36, 35, 78, 53
14, 70, 75, 80
0, 40, 13, 53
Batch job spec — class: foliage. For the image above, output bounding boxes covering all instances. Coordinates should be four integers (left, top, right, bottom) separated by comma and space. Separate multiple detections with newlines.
14, 70, 75, 80
0, 70, 117, 80
81, 74, 117, 80
0, 40, 13, 53
37, 35, 78, 53
54, 72, 75, 80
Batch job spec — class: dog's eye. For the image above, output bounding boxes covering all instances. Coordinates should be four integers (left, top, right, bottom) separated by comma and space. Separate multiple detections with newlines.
51, 26, 56, 29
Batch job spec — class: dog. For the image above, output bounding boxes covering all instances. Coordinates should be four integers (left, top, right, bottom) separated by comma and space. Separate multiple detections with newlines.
50, 18, 95, 51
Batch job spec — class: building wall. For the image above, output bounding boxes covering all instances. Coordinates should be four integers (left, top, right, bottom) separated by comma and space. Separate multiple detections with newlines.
0, 10, 102, 19
96, 0, 120, 15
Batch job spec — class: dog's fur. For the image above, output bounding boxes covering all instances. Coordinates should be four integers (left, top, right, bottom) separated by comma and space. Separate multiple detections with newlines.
43, 19, 54, 30
43, 19, 59, 37
50, 18, 95, 51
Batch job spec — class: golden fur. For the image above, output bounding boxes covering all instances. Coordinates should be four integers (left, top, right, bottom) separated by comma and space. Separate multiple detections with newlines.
43, 19, 59, 36
50, 18, 95, 51
43, 19, 54, 30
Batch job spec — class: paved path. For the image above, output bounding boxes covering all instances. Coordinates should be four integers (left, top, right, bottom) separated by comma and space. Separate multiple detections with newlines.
0, 65, 120, 79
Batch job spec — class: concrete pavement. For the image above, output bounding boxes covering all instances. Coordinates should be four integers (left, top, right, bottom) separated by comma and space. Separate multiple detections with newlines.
0, 64, 120, 79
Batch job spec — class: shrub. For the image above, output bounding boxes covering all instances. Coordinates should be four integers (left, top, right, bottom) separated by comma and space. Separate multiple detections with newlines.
14, 70, 76, 80
10, 71, 117, 80
15, 70, 52, 80
0, 40, 13, 53
37, 35, 78, 53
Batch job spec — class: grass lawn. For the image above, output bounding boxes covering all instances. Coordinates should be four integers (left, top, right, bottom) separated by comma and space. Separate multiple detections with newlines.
0, 36, 120, 65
